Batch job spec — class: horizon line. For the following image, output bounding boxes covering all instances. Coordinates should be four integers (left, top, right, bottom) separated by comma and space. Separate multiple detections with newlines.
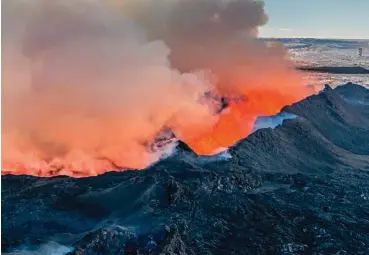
259, 36, 369, 41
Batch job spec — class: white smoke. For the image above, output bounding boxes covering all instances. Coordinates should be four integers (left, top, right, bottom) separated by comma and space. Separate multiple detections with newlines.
3, 242, 72, 255
252, 112, 297, 132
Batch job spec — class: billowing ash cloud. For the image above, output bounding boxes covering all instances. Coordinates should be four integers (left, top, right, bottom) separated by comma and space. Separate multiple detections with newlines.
106, 0, 309, 154
107, 0, 268, 71
2, 0, 310, 176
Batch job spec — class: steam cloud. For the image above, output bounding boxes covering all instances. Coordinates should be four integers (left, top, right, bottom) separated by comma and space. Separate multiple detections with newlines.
2, 0, 310, 176
3, 242, 72, 255
252, 112, 297, 132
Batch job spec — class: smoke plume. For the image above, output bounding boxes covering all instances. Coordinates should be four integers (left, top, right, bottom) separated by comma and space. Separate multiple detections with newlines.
2, 0, 310, 176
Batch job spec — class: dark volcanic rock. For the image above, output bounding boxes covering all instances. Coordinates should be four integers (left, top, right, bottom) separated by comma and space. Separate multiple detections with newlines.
2, 83, 369, 255
297, 66, 369, 74
282, 84, 369, 155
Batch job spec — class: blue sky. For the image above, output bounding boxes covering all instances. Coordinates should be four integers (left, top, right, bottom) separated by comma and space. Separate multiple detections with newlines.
259, 0, 369, 39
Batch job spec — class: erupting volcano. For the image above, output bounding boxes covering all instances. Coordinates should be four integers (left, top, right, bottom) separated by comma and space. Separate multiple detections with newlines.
2, 0, 311, 177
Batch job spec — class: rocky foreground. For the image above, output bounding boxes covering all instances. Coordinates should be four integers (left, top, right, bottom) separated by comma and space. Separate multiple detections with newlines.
2, 83, 369, 254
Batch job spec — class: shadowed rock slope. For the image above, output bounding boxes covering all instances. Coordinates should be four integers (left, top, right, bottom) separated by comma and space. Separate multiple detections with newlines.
2, 83, 369, 255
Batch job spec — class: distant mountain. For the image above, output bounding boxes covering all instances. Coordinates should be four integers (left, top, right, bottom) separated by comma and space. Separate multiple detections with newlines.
2, 83, 369, 255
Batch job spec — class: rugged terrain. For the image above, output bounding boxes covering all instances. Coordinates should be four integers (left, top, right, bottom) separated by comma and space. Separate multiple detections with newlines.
2, 83, 369, 254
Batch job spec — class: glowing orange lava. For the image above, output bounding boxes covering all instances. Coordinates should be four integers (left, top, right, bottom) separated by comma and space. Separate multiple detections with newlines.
182, 87, 309, 155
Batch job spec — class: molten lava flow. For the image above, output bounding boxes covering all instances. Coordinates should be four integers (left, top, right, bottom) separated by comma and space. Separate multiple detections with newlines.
181, 87, 309, 155
176, 65, 310, 154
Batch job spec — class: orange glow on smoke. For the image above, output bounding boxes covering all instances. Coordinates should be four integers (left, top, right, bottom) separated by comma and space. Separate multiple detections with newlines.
1, 82, 309, 177
2, 0, 312, 177
1, 69, 310, 177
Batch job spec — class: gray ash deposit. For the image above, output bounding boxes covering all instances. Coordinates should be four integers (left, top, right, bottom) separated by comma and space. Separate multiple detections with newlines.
2, 83, 369, 255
